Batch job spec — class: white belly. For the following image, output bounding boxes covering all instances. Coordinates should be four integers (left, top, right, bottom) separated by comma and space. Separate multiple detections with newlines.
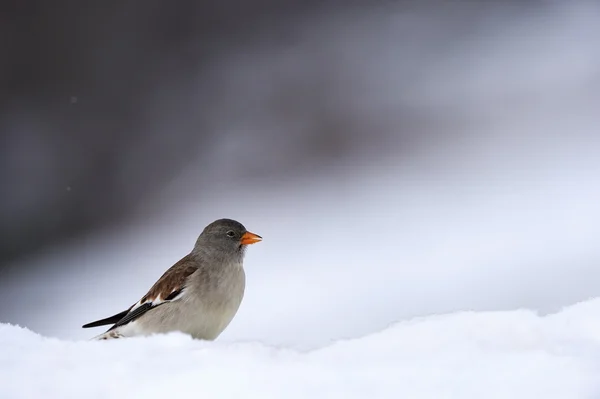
118, 266, 246, 340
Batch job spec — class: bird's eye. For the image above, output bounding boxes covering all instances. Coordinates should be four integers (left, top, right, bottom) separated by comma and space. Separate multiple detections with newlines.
226, 230, 236, 238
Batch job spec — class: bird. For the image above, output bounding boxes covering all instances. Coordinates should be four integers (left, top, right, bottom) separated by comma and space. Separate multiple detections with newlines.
82, 218, 262, 340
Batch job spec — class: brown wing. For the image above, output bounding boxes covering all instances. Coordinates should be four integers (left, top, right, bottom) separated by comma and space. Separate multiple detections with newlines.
82, 254, 199, 330
138, 254, 199, 304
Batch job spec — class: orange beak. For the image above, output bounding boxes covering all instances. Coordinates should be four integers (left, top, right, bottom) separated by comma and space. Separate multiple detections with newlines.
240, 231, 262, 245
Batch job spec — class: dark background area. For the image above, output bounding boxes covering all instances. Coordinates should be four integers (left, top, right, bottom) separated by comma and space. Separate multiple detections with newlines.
1, 0, 359, 268
1, 0, 477, 269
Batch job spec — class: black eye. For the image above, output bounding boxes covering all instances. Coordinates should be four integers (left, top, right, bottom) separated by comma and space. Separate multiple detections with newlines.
226, 230, 236, 238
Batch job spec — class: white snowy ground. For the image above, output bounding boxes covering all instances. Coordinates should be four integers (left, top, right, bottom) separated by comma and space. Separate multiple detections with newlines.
3, 299, 600, 399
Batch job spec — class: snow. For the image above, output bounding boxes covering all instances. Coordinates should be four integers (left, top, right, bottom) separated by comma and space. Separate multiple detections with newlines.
2, 299, 600, 399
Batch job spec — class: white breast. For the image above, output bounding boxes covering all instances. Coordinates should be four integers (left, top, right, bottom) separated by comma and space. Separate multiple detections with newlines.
134, 263, 246, 340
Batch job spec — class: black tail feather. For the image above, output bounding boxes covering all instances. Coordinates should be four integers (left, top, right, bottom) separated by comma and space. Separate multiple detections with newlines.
82, 309, 129, 328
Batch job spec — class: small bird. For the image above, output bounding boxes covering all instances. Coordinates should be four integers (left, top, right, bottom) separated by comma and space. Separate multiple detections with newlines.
82, 218, 262, 340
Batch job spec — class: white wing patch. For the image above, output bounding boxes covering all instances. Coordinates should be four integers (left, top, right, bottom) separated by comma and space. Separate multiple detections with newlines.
129, 288, 185, 313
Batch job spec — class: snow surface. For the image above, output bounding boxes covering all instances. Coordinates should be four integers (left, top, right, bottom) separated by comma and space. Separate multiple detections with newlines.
3, 299, 600, 399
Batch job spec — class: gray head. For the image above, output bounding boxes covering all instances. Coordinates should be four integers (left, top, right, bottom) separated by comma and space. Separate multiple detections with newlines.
193, 218, 262, 259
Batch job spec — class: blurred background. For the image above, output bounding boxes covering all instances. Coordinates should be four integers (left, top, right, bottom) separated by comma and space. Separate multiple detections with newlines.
1, 0, 600, 349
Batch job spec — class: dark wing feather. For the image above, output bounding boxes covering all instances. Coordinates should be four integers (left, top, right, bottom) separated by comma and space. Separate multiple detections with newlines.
82, 254, 199, 331
82, 309, 130, 328
107, 303, 153, 331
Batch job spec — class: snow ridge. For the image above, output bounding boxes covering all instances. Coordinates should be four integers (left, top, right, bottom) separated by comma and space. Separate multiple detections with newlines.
2, 299, 600, 399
